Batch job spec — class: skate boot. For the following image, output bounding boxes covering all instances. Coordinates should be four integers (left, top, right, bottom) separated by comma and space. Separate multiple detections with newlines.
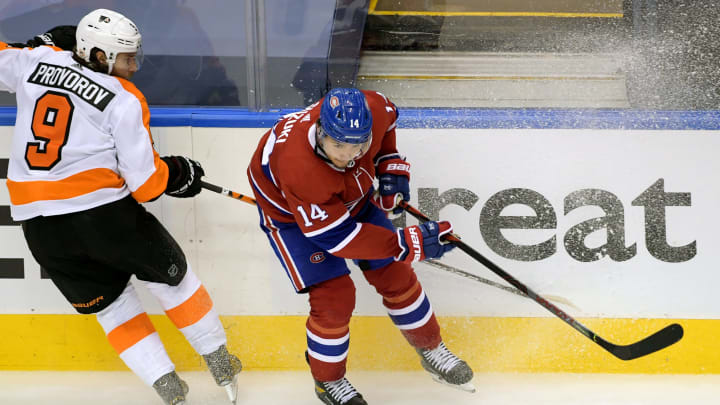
313, 377, 368, 405
152, 371, 189, 405
203, 344, 242, 404
305, 351, 367, 405
416, 342, 476, 393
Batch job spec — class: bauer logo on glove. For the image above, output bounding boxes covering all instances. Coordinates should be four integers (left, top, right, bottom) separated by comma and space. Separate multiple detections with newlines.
396, 220, 456, 264
376, 156, 411, 214
385, 162, 410, 172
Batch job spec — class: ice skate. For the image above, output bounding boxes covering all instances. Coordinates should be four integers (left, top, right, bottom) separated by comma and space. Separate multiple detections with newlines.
304, 350, 367, 405
203, 344, 242, 404
152, 371, 189, 405
416, 342, 476, 393
313, 376, 368, 405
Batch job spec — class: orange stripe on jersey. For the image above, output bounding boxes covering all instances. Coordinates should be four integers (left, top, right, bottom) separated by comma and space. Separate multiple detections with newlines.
6, 168, 125, 205
384, 281, 420, 304
115, 77, 168, 202
0, 41, 62, 51
106, 312, 156, 354
308, 317, 349, 336
164, 285, 213, 329
132, 157, 169, 203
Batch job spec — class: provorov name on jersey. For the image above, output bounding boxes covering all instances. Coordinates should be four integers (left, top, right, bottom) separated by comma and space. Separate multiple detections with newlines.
27, 63, 116, 111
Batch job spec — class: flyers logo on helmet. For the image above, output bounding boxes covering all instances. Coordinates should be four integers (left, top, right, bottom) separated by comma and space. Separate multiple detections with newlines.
310, 252, 325, 263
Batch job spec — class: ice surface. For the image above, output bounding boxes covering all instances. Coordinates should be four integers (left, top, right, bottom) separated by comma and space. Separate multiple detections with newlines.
1, 370, 719, 404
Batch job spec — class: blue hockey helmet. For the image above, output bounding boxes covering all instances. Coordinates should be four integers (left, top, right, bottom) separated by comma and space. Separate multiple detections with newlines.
319, 88, 373, 144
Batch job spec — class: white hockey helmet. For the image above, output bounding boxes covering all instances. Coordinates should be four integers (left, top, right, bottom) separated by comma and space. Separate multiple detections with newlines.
75, 9, 142, 74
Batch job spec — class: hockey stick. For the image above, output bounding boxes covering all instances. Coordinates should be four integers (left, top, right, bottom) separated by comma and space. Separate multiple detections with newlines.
399, 200, 684, 361
422, 259, 579, 310
201, 181, 257, 205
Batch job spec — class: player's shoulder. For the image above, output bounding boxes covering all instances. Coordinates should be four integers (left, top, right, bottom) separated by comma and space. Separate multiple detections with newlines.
7, 44, 67, 68
22, 44, 66, 55
111, 77, 146, 101
363, 90, 397, 116
361, 90, 398, 130
363, 90, 394, 108
97, 76, 149, 113
272, 106, 318, 149
277, 101, 320, 128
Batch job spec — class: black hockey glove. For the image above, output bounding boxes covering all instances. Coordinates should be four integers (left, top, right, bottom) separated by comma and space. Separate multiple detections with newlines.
161, 156, 205, 198
13, 25, 77, 51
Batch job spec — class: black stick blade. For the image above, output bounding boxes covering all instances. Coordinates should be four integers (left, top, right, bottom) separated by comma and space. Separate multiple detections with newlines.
602, 323, 684, 361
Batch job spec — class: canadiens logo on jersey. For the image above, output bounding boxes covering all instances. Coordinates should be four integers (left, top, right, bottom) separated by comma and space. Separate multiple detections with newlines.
310, 252, 326, 263
27, 63, 116, 111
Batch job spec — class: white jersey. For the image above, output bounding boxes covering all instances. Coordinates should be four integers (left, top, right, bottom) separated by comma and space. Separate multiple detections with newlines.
0, 42, 168, 220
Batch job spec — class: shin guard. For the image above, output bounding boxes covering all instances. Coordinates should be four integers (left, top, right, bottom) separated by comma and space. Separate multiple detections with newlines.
364, 261, 441, 349
96, 283, 174, 386
143, 266, 227, 356
306, 275, 355, 382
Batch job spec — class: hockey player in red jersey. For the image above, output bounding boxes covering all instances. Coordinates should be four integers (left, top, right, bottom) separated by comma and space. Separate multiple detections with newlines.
0, 9, 241, 405
248, 88, 475, 404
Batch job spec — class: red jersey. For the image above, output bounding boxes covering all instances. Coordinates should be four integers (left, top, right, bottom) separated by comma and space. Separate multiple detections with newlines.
248, 91, 403, 260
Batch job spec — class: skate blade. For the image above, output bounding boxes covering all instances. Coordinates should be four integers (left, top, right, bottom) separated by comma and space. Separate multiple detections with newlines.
429, 373, 477, 393
222, 374, 239, 404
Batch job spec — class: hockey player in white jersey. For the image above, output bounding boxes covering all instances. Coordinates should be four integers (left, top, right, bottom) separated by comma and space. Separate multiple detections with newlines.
0, 9, 241, 405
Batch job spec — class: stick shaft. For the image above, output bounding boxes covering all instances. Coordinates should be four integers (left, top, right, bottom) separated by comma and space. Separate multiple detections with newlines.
424, 259, 526, 297
201, 181, 256, 205
423, 259, 577, 308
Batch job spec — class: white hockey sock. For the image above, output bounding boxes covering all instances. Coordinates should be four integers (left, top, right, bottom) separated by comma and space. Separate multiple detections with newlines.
143, 266, 227, 356
96, 282, 174, 386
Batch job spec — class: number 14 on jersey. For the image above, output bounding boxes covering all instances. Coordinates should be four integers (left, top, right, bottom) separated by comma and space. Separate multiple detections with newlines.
297, 204, 328, 227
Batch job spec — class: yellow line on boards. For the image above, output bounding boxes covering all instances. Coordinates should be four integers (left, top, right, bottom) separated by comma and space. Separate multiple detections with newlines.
358, 75, 620, 81
0, 314, 711, 373
369, 11, 623, 18
368, 0, 378, 14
